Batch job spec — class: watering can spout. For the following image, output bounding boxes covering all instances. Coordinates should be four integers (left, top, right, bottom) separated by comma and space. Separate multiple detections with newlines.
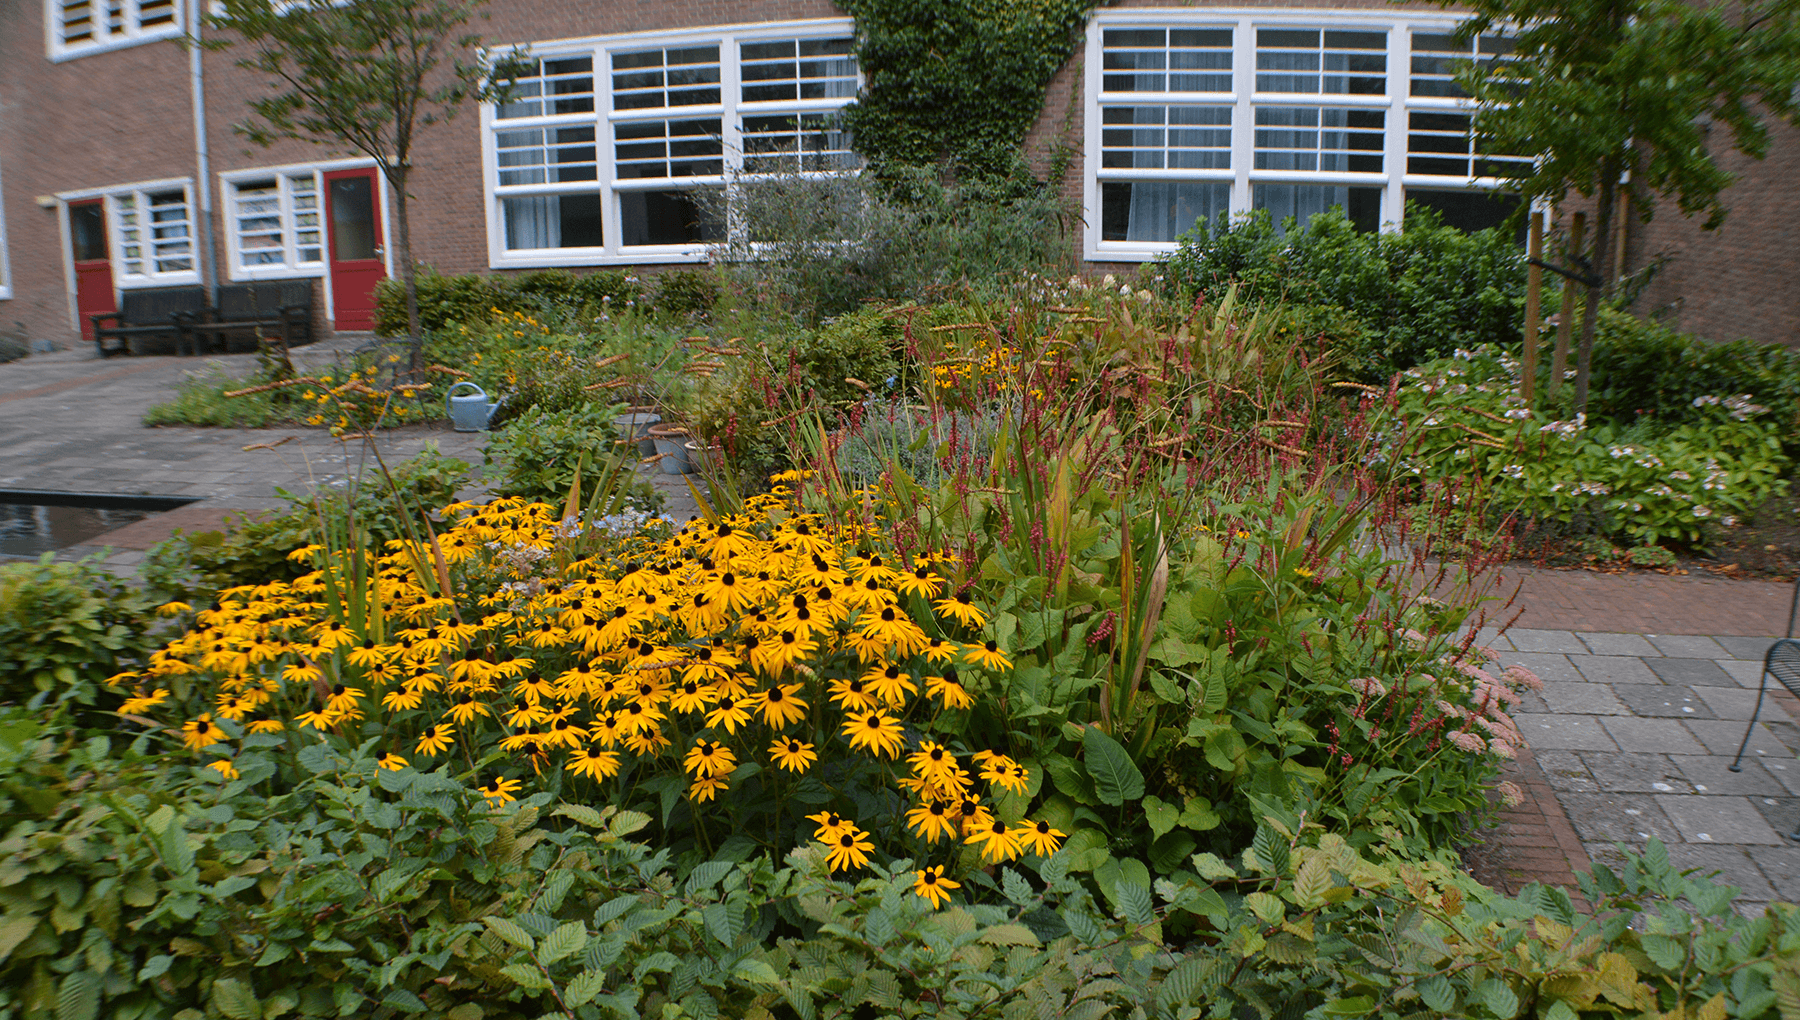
447, 381, 500, 432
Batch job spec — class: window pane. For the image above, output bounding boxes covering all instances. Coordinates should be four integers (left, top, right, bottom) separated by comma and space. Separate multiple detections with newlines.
497, 55, 595, 118
742, 112, 857, 173
1255, 107, 1383, 173
148, 189, 192, 272
1257, 27, 1385, 94
503, 193, 604, 249
620, 189, 723, 246
613, 45, 722, 110
1100, 180, 1230, 242
1404, 188, 1522, 237
234, 180, 285, 267
1410, 31, 1514, 98
1103, 26, 1231, 93
290, 173, 322, 263
1251, 184, 1381, 233
1101, 105, 1230, 170
614, 118, 723, 179
70, 202, 107, 262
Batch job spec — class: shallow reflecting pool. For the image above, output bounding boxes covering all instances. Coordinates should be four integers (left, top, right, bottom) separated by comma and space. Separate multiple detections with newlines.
0, 493, 192, 558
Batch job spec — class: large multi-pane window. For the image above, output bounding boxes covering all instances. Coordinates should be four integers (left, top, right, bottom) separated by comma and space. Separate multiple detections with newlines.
484, 23, 860, 267
114, 187, 193, 280
1088, 13, 1523, 259
46, 0, 182, 61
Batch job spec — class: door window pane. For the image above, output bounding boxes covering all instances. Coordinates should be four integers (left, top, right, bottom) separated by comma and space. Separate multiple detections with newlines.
70, 202, 107, 262
330, 176, 377, 261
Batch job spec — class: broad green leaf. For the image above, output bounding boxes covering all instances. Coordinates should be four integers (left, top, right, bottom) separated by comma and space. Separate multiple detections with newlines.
555, 804, 607, 828
978, 924, 1040, 947
537, 922, 587, 966
564, 971, 606, 1008
734, 959, 780, 985
499, 964, 550, 991
211, 978, 260, 1020
484, 916, 535, 950
56, 971, 100, 1020
1143, 796, 1179, 840
1082, 727, 1144, 806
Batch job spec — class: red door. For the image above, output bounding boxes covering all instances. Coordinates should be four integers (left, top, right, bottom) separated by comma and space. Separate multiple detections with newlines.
323, 167, 386, 331
68, 200, 115, 344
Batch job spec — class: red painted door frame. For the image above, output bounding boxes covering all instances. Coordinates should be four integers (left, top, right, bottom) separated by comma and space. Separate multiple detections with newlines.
322, 167, 387, 332
68, 199, 116, 345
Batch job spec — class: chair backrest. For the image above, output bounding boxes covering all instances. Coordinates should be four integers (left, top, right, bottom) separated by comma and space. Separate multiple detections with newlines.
1766, 638, 1800, 696
276, 279, 314, 311
217, 280, 315, 321
120, 286, 206, 324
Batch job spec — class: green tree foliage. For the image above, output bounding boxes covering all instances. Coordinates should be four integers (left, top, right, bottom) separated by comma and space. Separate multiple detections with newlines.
840, 0, 1098, 178
1443, 0, 1800, 411
205, 0, 525, 369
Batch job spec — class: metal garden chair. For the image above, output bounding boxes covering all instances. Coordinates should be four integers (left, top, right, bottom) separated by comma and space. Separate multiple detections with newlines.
1727, 577, 1800, 843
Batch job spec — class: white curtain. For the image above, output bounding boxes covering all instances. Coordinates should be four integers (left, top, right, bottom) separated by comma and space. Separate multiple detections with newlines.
1127, 181, 1229, 243
1251, 184, 1344, 234
504, 196, 560, 250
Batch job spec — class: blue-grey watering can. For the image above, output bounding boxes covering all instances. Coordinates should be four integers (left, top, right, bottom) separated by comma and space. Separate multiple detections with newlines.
446, 381, 500, 432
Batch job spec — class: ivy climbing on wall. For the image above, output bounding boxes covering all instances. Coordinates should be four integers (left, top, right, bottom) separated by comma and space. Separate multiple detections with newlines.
839, 0, 1102, 180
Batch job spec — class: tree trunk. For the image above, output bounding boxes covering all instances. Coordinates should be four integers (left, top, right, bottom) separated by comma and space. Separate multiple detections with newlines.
1571, 159, 1619, 416
388, 162, 424, 378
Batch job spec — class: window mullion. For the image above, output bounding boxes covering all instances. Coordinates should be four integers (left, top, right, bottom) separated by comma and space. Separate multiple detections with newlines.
1382, 25, 1409, 231
1231, 16, 1254, 217
599, 46, 620, 256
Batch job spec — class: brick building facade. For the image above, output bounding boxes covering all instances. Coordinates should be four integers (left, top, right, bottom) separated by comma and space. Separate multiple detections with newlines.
0, 0, 1792, 350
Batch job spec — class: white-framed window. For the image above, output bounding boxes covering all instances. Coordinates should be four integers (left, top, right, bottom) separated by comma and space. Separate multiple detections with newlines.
227, 171, 326, 274
1086, 9, 1523, 261
46, 0, 184, 62
0, 158, 12, 301
55, 179, 202, 288
482, 19, 860, 268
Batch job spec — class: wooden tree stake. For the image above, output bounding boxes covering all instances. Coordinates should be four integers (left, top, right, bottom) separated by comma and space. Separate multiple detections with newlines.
1548, 211, 1586, 400
1521, 210, 1543, 406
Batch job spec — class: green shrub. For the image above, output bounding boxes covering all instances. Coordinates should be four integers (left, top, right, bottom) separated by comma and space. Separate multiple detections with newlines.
1159, 207, 1527, 380
143, 365, 288, 428
0, 557, 159, 715
374, 268, 654, 337
481, 402, 660, 510
649, 268, 721, 318
1391, 348, 1792, 547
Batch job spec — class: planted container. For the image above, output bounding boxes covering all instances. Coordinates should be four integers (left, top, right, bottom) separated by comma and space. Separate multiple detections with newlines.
647, 423, 691, 474
614, 409, 661, 458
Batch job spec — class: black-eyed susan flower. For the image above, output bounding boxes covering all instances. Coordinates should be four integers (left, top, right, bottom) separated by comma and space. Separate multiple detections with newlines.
704, 695, 752, 734
181, 714, 225, 751
843, 710, 905, 758
752, 683, 808, 728
376, 752, 408, 771
894, 560, 944, 599
964, 640, 1012, 672
913, 866, 960, 909
823, 826, 875, 873
1017, 819, 1066, 857
668, 680, 717, 715
683, 739, 737, 778
768, 736, 817, 773
978, 755, 1031, 795
864, 663, 916, 706
827, 676, 880, 713
933, 590, 988, 628
478, 776, 523, 806
688, 776, 729, 802
966, 817, 1023, 864
566, 745, 621, 780
905, 799, 958, 843
415, 723, 455, 756
806, 811, 853, 843
907, 742, 961, 789
206, 759, 240, 781
925, 670, 974, 710
117, 688, 171, 715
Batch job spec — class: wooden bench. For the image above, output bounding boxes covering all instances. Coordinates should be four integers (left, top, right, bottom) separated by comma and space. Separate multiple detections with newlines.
178, 280, 316, 354
91, 286, 207, 358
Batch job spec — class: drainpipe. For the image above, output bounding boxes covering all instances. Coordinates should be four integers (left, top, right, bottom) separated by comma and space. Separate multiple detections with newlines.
190, 0, 219, 306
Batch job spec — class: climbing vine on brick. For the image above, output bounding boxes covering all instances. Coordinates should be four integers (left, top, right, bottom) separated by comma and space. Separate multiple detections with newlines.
840, 0, 1101, 179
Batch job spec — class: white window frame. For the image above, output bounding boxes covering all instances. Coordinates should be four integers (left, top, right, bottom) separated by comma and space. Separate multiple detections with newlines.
55, 178, 203, 288
481, 18, 860, 270
46, 0, 185, 62
1086, 8, 1520, 263
0, 158, 12, 301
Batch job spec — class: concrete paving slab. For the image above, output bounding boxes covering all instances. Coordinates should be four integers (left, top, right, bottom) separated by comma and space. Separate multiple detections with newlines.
1645, 658, 1734, 686
1600, 717, 1709, 755
1672, 755, 1787, 797
1716, 635, 1782, 661
1719, 659, 1773, 688
1571, 655, 1662, 685
1523, 716, 1619, 751
1663, 844, 1780, 899
1578, 632, 1660, 657
1513, 691, 1551, 714
1558, 792, 1682, 844
1534, 750, 1600, 793
1473, 627, 1512, 651
1508, 629, 1589, 655
1658, 795, 1786, 845
1539, 682, 1630, 716
1750, 797, 1800, 838
1648, 635, 1732, 659
1496, 652, 1583, 683
1691, 685, 1764, 721
1576, 751, 1693, 794
1748, 846, 1800, 900
1687, 720, 1798, 758
1611, 684, 1715, 720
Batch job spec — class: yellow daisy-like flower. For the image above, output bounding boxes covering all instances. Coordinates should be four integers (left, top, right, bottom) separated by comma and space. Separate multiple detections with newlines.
688, 776, 729, 803
905, 798, 958, 844
966, 817, 1023, 864
382, 686, 425, 712
925, 670, 974, 710
415, 723, 455, 757
376, 753, 408, 771
477, 776, 523, 806
823, 826, 875, 873
827, 676, 880, 713
1017, 819, 1066, 857
894, 560, 945, 599
863, 663, 917, 706
906, 741, 961, 789
933, 590, 988, 628
683, 739, 737, 778
964, 640, 1012, 672
768, 736, 817, 773
843, 710, 906, 758
704, 695, 753, 734
180, 714, 225, 751
668, 680, 718, 715
118, 688, 171, 715
206, 759, 239, 781
913, 866, 960, 909
806, 811, 854, 843
752, 683, 808, 728
566, 744, 622, 780
979, 755, 1031, 795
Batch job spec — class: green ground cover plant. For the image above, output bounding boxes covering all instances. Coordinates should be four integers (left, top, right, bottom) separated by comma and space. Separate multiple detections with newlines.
0, 556, 160, 717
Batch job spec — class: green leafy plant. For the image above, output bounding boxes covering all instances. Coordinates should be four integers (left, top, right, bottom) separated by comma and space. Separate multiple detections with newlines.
0, 557, 160, 717
481, 402, 660, 509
